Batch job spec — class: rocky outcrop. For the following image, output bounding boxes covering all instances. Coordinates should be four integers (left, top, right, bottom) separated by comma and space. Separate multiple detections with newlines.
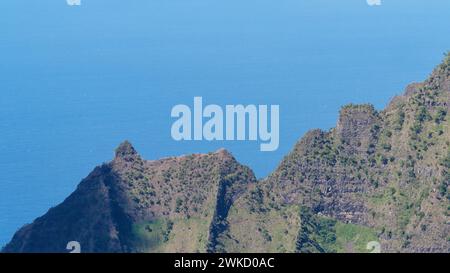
3, 144, 256, 253
335, 104, 379, 154
3, 54, 450, 253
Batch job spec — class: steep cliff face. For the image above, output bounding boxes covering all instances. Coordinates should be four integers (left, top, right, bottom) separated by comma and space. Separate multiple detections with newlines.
3, 143, 256, 253
222, 55, 449, 253
3, 55, 449, 253
2, 164, 131, 253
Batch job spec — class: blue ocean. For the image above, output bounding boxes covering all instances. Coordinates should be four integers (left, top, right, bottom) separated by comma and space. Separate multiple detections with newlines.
0, 0, 449, 247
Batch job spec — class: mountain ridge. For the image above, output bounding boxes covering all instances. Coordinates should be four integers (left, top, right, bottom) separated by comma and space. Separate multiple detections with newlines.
3, 54, 449, 253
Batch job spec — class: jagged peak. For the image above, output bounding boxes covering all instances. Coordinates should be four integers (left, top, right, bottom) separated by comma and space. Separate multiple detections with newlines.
213, 148, 235, 161
335, 103, 379, 153
215, 148, 230, 155
114, 140, 139, 161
